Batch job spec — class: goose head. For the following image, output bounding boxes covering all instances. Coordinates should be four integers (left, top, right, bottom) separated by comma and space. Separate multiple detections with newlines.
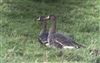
37, 16, 48, 29
37, 16, 45, 22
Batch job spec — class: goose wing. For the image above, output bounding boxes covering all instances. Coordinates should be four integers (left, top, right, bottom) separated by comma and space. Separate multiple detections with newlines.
38, 32, 48, 44
53, 33, 84, 48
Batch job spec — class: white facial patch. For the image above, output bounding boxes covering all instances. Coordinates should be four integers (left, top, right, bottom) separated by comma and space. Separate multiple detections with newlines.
37, 17, 40, 20
45, 16, 50, 19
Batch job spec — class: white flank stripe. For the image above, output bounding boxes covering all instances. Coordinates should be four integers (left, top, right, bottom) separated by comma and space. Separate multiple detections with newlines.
55, 39, 75, 49
63, 46, 75, 49
45, 43, 50, 47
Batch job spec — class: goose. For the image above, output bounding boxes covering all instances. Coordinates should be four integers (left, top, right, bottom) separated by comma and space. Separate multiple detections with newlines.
45, 15, 85, 49
37, 16, 48, 45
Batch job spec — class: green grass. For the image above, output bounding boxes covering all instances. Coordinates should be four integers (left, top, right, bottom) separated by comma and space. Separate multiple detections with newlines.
0, 0, 100, 63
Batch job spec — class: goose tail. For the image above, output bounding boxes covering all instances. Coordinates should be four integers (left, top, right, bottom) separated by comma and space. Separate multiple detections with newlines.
73, 41, 86, 48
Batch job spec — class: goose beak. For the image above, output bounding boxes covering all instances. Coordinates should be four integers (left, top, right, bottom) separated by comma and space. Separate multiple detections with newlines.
45, 16, 50, 20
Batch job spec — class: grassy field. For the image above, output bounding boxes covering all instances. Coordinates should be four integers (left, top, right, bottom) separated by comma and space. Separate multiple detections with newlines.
0, 0, 100, 63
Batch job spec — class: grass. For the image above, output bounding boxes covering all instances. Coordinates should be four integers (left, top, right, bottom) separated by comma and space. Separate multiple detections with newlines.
0, 0, 100, 63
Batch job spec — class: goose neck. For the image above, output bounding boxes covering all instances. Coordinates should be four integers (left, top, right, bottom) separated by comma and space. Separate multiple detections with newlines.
49, 20, 56, 34
40, 22, 47, 34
